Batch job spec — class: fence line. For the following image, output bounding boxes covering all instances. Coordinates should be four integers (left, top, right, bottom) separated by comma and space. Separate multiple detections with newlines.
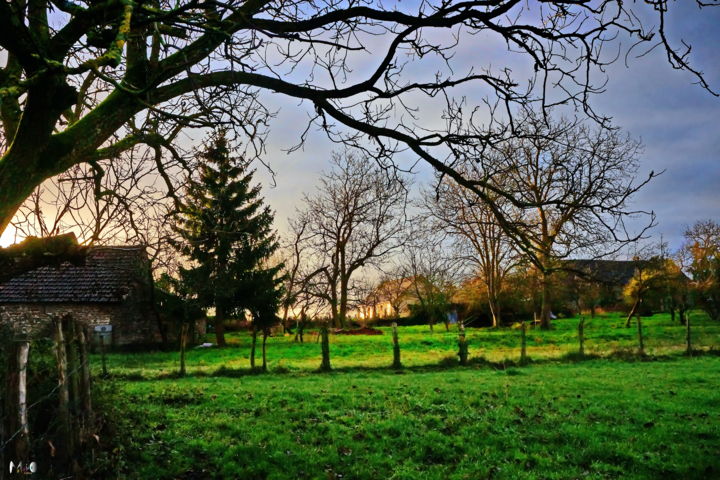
0, 358, 88, 453
1, 316, 96, 479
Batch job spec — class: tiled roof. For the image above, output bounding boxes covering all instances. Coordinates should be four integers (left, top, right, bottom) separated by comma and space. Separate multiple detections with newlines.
0, 246, 148, 303
564, 259, 637, 285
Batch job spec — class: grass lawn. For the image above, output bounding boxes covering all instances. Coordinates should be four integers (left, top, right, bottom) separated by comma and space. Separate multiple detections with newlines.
100, 312, 720, 377
108, 356, 720, 479
97, 312, 720, 479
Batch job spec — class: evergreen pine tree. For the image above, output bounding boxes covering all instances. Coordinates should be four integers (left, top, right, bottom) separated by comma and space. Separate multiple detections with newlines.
173, 132, 283, 347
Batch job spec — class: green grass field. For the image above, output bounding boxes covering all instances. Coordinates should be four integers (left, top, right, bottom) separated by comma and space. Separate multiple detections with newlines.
101, 312, 720, 377
98, 313, 720, 479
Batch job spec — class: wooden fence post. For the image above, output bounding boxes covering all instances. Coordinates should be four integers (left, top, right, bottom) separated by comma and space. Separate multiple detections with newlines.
262, 328, 269, 372
578, 318, 585, 357
179, 323, 189, 377
99, 334, 108, 377
77, 324, 93, 437
520, 321, 528, 365
53, 316, 73, 464
319, 325, 331, 372
685, 313, 692, 356
637, 315, 645, 356
250, 325, 258, 370
16, 339, 30, 464
391, 322, 401, 369
458, 323, 469, 366
66, 318, 80, 413
64, 317, 83, 454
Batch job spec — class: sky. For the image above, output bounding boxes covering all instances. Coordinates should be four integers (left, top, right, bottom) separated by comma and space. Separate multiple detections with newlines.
250, 2, 720, 253
1, 2, 718, 252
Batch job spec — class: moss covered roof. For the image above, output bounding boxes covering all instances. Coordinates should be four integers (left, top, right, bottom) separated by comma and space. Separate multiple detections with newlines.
0, 239, 148, 303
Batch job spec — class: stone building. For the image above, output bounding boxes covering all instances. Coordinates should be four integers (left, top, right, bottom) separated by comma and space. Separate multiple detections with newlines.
0, 245, 159, 347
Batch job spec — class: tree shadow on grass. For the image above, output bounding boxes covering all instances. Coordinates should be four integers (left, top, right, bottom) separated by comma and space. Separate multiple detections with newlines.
103, 346, 720, 382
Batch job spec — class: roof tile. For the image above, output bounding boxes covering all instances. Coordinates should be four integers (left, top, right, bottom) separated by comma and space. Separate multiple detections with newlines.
0, 246, 148, 303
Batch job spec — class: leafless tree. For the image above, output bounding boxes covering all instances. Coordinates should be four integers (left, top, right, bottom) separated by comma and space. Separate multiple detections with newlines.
10, 147, 185, 280
278, 214, 327, 333
423, 174, 520, 327
0, 0, 716, 236
400, 229, 462, 332
351, 278, 381, 325
450, 112, 654, 328
10, 142, 187, 254
298, 151, 408, 327
375, 271, 414, 319
279, 218, 307, 330
12, 158, 148, 244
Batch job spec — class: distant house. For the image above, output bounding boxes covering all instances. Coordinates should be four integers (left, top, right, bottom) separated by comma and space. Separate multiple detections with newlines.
564, 259, 637, 286
0, 243, 160, 347
560, 259, 639, 313
355, 277, 418, 321
561, 258, 691, 315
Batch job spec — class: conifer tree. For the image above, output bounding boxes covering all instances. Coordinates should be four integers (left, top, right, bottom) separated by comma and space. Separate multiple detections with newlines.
173, 132, 283, 347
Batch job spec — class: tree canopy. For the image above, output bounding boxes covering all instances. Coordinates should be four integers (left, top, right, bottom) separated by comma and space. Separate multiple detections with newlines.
0, 0, 716, 239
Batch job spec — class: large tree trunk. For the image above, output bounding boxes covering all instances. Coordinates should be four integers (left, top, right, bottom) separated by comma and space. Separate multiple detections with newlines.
0, 79, 77, 234
329, 293, 340, 329
539, 271, 553, 330
0, 77, 137, 235
0, 193, 27, 237
339, 276, 349, 328
214, 306, 227, 347
0, 151, 49, 233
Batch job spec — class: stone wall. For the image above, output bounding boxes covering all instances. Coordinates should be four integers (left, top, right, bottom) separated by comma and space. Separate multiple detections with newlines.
0, 301, 160, 347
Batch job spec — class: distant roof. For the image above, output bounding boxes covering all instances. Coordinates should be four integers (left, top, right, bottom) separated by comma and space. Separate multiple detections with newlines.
564, 259, 636, 285
0, 246, 148, 303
